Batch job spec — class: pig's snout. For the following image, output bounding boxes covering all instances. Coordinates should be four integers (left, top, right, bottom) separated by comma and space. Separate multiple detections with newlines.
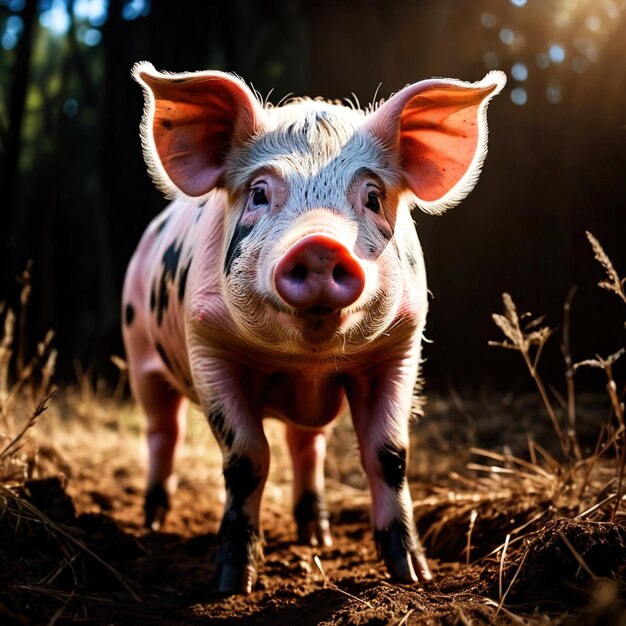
274, 235, 365, 310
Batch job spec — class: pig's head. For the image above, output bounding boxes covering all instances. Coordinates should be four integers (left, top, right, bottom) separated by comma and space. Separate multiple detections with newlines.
134, 63, 505, 356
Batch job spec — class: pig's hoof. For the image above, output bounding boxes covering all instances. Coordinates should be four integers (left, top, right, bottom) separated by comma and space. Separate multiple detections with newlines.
294, 491, 333, 547
144, 483, 169, 531
214, 541, 263, 595
297, 519, 333, 548
214, 516, 264, 595
215, 560, 258, 595
375, 521, 433, 583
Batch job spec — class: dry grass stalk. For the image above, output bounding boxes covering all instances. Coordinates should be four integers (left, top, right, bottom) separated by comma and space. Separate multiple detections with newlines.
489, 293, 569, 459
0, 389, 55, 478
16, 262, 33, 378
575, 351, 626, 521
498, 534, 511, 604
495, 541, 529, 617
465, 509, 477, 565
312, 554, 373, 609
0, 307, 16, 426
557, 530, 597, 580
585, 231, 626, 304
561, 286, 582, 461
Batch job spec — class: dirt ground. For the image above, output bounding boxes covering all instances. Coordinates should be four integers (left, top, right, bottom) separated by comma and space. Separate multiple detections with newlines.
2, 390, 626, 625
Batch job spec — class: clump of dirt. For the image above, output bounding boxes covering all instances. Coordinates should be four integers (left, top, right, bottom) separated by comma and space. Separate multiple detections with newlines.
490, 517, 626, 607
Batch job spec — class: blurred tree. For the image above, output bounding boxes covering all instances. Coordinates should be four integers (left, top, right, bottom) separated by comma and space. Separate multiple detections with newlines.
0, 0, 37, 292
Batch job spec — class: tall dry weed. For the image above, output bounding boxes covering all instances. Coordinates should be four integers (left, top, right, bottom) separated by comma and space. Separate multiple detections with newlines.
488, 231, 626, 520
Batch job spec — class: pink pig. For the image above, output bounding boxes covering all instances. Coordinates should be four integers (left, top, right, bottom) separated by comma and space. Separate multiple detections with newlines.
122, 62, 505, 594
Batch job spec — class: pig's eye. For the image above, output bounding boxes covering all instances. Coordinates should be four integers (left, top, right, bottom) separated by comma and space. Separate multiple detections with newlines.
251, 186, 269, 207
246, 182, 271, 214
365, 191, 381, 213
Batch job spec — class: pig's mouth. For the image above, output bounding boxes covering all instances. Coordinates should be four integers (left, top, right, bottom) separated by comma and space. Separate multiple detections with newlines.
299, 304, 337, 317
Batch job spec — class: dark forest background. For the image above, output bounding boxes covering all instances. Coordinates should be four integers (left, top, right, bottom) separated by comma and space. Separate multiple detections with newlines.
1, 0, 625, 394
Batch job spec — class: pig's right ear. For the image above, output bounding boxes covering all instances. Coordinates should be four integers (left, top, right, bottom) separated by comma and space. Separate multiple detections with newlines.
132, 62, 268, 198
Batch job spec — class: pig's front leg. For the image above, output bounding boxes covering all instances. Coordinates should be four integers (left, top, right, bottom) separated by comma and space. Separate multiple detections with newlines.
194, 359, 269, 594
347, 357, 432, 583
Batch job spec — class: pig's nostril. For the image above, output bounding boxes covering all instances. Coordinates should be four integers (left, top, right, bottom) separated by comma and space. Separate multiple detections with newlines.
291, 263, 308, 283
332, 264, 349, 284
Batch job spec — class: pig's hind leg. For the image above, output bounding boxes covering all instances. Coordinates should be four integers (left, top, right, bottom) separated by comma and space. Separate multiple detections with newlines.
125, 338, 187, 530
286, 425, 333, 547
140, 372, 187, 530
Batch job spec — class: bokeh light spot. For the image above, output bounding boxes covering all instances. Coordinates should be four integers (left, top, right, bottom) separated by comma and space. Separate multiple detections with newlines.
483, 51, 500, 70
546, 84, 562, 104
510, 0, 527, 6
586, 15, 601, 32
1, 31, 17, 50
83, 27, 101, 46
39, 0, 71, 35
499, 28, 515, 45
511, 62, 528, 81
548, 44, 565, 63
6, 15, 23, 34
511, 87, 527, 106
536, 52, 550, 69
572, 56, 587, 74
63, 99, 79, 117
481, 12, 496, 28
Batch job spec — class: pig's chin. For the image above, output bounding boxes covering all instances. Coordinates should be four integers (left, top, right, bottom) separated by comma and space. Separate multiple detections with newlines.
277, 307, 354, 352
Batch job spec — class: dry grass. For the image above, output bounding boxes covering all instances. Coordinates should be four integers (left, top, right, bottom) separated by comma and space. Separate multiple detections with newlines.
412, 231, 626, 616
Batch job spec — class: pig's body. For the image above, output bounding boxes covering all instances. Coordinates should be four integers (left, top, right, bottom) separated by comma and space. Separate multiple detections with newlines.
123, 63, 505, 594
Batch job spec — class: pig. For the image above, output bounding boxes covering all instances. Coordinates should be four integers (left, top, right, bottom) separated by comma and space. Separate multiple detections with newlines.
122, 61, 506, 594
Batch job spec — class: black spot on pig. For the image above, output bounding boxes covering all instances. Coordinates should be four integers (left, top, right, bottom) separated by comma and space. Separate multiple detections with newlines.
223, 455, 261, 507
156, 215, 169, 235
156, 240, 183, 325
178, 258, 191, 301
162, 119, 173, 130
150, 283, 156, 312
378, 444, 407, 491
124, 303, 135, 327
224, 223, 254, 275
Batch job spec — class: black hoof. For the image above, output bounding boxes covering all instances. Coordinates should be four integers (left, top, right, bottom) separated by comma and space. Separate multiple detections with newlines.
214, 509, 264, 595
144, 483, 169, 531
215, 558, 258, 595
374, 520, 432, 583
294, 491, 333, 547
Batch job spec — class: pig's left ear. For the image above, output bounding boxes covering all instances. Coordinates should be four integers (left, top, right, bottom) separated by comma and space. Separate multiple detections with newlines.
132, 62, 268, 198
365, 71, 506, 214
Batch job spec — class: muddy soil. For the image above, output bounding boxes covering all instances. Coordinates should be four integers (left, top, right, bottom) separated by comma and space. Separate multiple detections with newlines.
2, 398, 626, 625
